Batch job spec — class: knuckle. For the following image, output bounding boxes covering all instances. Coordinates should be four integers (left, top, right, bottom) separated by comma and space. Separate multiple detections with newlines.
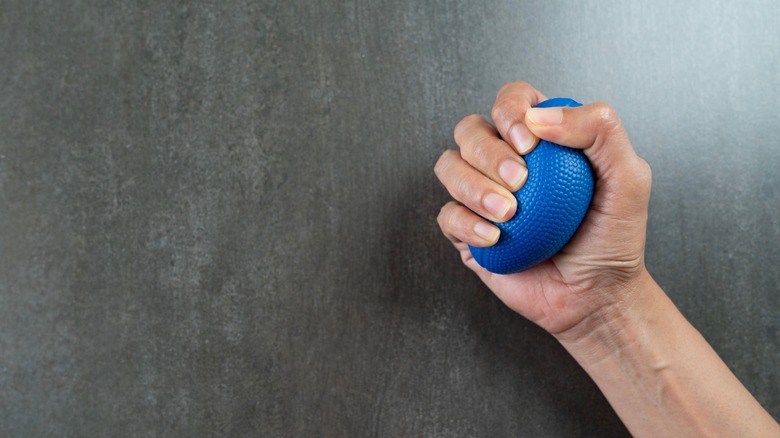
496, 82, 513, 98
438, 203, 466, 237
490, 104, 506, 126
437, 204, 450, 227
592, 101, 622, 132
635, 157, 653, 190
619, 157, 653, 201
448, 207, 464, 230
433, 154, 445, 177
637, 156, 652, 178
451, 211, 472, 239
463, 133, 492, 165
491, 104, 515, 133
454, 177, 473, 201
434, 150, 455, 177
454, 114, 483, 144
454, 176, 481, 205
497, 80, 530, 97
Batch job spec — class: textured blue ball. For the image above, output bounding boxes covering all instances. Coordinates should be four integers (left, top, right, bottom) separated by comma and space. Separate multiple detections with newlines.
469, 98, 594, 274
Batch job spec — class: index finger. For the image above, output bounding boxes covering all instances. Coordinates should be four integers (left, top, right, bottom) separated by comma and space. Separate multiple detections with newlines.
491, 81, 548, 155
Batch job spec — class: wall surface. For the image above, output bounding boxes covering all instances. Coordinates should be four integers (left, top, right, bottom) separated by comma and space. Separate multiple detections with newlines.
2, 1, 778, 436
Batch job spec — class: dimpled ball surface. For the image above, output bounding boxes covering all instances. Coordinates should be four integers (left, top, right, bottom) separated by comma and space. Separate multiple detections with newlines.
469, 98, 593, 274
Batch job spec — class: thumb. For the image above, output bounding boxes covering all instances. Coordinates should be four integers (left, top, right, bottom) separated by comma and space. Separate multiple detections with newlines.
525, 102, 652, 215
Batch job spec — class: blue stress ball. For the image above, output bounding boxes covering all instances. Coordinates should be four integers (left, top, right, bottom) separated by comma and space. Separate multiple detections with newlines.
469, 98, 594, 274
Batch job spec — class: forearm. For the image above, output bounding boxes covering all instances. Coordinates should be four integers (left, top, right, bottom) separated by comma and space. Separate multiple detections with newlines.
557, 271, 780, 437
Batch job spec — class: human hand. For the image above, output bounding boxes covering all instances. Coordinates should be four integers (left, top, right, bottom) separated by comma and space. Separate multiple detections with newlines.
435, 81, 653, 339
437, 82, 780, 435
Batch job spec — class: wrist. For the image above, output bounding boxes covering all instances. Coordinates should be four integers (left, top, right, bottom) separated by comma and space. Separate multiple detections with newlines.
552, 270, 780, 437
554, 269, 666, 366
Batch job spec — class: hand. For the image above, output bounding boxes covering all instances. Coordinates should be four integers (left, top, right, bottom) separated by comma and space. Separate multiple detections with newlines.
436, 81, 780, 436
434, 81, 653, 339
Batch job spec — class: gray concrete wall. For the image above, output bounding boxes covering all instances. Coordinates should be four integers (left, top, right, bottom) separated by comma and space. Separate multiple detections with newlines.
2, 1, 778, 436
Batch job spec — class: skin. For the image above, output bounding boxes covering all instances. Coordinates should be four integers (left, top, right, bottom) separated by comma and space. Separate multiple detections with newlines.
434, 81, 780, 437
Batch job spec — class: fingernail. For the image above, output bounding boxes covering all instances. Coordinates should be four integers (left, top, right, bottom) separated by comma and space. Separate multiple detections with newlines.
527, 107, 563, 125
499, 159, 527, 191
483, 192, 512, 220
509, 124, 536, 155
474, 221, 500, 244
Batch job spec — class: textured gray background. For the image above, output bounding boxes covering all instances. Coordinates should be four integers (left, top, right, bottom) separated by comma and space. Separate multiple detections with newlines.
2, 0, 778, 436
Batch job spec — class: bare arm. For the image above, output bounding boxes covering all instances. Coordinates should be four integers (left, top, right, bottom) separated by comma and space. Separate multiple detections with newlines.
558, 271, 779, 437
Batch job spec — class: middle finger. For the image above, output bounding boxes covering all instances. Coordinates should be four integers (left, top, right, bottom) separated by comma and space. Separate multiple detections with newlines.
454, 114, 528, 192
434, 149, 517, 223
